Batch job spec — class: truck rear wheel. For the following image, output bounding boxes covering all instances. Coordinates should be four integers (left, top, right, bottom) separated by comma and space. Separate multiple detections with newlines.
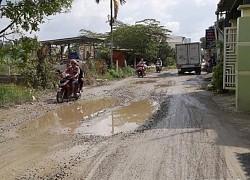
195, 68, 201, 75
178, 70, 184, 74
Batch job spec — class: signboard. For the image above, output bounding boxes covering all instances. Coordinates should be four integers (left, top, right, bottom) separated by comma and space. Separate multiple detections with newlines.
205, 29, 215, 49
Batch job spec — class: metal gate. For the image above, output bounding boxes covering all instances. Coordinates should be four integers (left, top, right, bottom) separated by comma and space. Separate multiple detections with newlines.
223, 27, 237, 90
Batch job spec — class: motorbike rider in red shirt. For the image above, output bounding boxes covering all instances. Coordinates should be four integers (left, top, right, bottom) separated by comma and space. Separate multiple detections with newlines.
137, 58, 147, 75
64, 59, 80, 97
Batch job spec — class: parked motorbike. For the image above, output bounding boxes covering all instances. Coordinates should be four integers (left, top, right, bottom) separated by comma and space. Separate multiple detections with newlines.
136, 66, 146, 78
155, 63, 162, 73
56, 73, 81, 103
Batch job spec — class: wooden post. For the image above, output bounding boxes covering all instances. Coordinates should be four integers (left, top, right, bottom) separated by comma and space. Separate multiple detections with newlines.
111, 111, 114, 135
116, 60, 119, 72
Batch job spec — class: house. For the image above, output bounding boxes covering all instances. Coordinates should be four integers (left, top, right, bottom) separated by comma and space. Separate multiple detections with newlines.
215, 0, 250, 111
113, 49, 128, 67
167, 36, 192, 49
167, 36, 185, 48
112, 49, 143, 68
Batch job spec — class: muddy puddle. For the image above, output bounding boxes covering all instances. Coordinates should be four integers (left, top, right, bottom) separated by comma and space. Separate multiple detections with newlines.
0, 99, 155, 179
17, 98, 155, 138
76, 100, 154, 136
17, 98, 118, 136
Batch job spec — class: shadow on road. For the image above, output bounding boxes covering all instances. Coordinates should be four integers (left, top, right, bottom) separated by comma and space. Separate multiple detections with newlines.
237, 152, 250, 177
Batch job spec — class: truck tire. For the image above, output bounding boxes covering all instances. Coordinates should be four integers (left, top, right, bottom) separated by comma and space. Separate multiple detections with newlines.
195, 68, 201, 75
178, 70, 183, 74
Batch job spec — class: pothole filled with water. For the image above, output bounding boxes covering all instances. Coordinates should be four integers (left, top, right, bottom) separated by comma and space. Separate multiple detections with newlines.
76, 100, 155, 136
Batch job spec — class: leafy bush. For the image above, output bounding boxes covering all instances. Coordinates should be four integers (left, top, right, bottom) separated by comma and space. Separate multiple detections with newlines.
166, 57, 175, 66
20, 57, 57, 89
212, 62, 223, 91
0, 64, 8, 75
105, 67, 135, 80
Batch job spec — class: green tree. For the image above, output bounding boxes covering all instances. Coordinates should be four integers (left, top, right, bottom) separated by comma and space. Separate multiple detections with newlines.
0, 0, 73, 37
112, 19, 171, 64
95, 0, 126, 20
79, 29, 108, 39
158, 42, 175, 66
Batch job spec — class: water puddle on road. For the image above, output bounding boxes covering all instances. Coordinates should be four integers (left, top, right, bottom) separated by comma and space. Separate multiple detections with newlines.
75, 100, 154, 136
3, 99, 154, 179
18, 98, 118, 137
18, 98, 154, 137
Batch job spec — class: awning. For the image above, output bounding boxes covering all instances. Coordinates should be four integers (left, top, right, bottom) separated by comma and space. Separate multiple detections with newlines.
215, 0, 241, 15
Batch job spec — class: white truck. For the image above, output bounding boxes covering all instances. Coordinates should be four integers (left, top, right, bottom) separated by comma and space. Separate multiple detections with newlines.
175, 42, 201, 75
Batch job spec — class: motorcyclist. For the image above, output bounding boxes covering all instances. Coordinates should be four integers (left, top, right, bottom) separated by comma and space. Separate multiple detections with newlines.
156, 58, 162, 72
64, 59, 80, 97
156, 58, 162, 67
137, 58, 147, 75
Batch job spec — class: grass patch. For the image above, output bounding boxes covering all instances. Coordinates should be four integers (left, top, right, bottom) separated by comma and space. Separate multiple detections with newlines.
0, 84, 34, 106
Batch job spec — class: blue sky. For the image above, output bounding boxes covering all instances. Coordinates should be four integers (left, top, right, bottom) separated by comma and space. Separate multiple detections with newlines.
1, 0, 219, 42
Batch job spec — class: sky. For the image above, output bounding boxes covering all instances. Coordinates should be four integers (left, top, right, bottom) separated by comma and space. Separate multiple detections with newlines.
1, 0, 219, 42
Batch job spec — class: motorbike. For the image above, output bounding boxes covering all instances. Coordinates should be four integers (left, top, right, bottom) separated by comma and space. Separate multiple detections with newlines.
56, 73, 81, 103
155, 63, 162, 73
136, 66, 146, 78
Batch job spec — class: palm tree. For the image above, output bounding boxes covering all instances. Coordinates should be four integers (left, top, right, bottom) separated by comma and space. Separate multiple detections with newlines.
95, 0, 126, 67
95, 0, 126, 20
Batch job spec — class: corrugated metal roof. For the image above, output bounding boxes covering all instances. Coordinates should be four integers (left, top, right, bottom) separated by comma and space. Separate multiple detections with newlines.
40, 36, 104, 45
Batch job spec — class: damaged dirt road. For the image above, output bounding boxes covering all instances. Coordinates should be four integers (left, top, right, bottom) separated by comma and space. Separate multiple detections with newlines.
1, 70, 250, 180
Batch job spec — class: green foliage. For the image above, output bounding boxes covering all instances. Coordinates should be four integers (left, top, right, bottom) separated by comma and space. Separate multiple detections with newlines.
86, 59, 98, 76
0, 37, 40, 75
166, 57, 175, 66
0, 0, 73, 36
79, 29, 108, 39
97, 45, 111, 63
212, 62, 223, 91
211, 40, 224, 92
105, 67, 134, 80
0, 37, 57, 89
20, 57, 57, 89
0, 84, 34, 106
112, 19, 172, 64
85, 59, 134, 80
0, 64, 9, 74
158, 42, 175, 66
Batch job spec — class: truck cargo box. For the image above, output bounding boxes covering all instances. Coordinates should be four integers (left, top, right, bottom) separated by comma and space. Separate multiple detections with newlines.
175, 42, 201, 75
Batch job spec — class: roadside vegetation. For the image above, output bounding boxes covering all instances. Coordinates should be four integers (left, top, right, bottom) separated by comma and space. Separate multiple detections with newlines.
0, 1, 175, 106
211, 40, 224, 92
0, 84, 35, 106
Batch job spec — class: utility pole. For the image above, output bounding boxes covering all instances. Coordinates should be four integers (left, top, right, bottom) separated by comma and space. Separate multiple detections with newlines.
109, 0, 113, 68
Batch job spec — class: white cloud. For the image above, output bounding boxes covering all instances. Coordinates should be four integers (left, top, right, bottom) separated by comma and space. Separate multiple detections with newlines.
164, 22, 180, 33
192, 0, 219, 7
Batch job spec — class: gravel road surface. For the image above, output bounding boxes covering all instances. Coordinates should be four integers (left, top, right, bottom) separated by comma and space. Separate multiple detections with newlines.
1, 70, 250, 180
